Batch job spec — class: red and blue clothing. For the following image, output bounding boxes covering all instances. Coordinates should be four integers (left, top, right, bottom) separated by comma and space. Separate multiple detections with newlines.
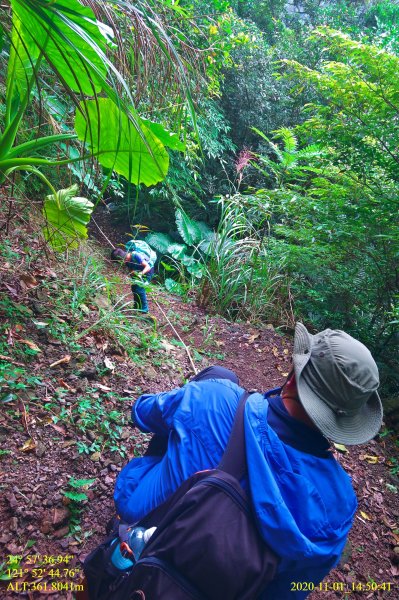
114, 370, 357, 598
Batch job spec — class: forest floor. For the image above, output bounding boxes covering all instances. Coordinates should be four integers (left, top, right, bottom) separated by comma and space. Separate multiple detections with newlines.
1, 210, 399, 599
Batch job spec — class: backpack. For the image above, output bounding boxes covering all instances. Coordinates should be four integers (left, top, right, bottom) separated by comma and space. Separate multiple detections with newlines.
81, 392, 278, 600
126, 240, 157, 269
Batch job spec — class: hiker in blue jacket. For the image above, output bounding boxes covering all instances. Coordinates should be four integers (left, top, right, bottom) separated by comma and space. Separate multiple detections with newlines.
114, 323, 383, 598
111, 245, 154, 313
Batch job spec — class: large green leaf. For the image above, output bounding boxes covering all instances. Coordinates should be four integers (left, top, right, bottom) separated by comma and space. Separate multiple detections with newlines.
175, 209, 202, 245
186, 262, 204, 279
43, 184, 94, 252
145, 232, 174, 254
164, 278, 186, 297
5, 11, 39, 124
75, 98, 169, 186
167, 243, 189, 260
141, 119, 185, 152
12, 0, 108, 95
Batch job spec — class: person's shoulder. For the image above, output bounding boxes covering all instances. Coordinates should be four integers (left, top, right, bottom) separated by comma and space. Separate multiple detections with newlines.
191, 378, 243, 393
184, 378, 244, 404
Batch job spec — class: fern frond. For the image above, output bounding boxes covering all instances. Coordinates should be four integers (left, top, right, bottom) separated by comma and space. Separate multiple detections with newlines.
295, 144, 324, 159
273, 128, 298, 153
252, 127, 284, 164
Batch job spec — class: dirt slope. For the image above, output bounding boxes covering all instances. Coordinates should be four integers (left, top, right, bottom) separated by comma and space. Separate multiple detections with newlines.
1, 220, 399, 599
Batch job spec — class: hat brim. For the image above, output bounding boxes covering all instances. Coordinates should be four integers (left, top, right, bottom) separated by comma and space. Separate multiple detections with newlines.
297, 378, 383, 445
293, 322, 313, 373
293, 323, 383, 445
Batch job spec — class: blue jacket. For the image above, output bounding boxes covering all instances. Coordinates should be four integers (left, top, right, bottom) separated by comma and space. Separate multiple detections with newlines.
114, 378, 357, 598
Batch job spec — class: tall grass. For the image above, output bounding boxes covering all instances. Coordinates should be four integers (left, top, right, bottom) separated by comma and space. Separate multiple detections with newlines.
198, 196, 285, 322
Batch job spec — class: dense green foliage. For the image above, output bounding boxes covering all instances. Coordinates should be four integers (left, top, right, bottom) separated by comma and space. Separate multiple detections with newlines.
0, 0, 397, 396
139, 0, 398, 396
0, 0, 194, 247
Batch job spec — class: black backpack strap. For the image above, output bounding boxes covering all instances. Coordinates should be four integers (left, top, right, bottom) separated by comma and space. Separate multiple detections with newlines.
218, 390, 250, 479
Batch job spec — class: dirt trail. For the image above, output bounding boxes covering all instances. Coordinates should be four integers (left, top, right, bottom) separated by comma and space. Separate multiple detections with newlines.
1, 212, 398, 599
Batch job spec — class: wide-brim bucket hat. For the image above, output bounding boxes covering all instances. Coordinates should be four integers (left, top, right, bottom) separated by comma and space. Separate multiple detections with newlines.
293, 323, 383, 445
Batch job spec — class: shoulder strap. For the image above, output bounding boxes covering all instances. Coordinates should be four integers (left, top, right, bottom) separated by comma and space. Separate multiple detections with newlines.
218, 391, 250, 479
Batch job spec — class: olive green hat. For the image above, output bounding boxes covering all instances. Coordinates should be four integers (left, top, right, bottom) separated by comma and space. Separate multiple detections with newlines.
293, 323, 383, 445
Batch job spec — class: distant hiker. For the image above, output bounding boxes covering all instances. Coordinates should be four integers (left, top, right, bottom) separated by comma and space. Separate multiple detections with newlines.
114, 324, 383, 598
110, 241, 156, 313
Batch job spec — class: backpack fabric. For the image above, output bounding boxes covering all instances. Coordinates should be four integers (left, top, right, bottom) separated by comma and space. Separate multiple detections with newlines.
82, 392, 279, 600
126, 240, 157, 268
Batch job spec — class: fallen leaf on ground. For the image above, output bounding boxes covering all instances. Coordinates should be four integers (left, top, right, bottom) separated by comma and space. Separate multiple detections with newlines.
20, 273, 38, 288
334, 443, 348, 453
360, 510, 372, 521
94, 383, 112, 392
62, 440, 76, 448
382, 516, 397, 529
19, 339, 41, 352
359, 454, 380, 464
4, 283, 18, 297
19, 438, 37, 452
94, 295, 111, 309
160, 340, 175, 353
272, 346, 279, 357
113, 354, 126, 362
390, 532, 399, 544
48, 423, 67, 436
49, 355, 71, 368
248, 331, 261, 343
32, 320, 48, 327
104, 357, 115, 371
57, 379, 76, 392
